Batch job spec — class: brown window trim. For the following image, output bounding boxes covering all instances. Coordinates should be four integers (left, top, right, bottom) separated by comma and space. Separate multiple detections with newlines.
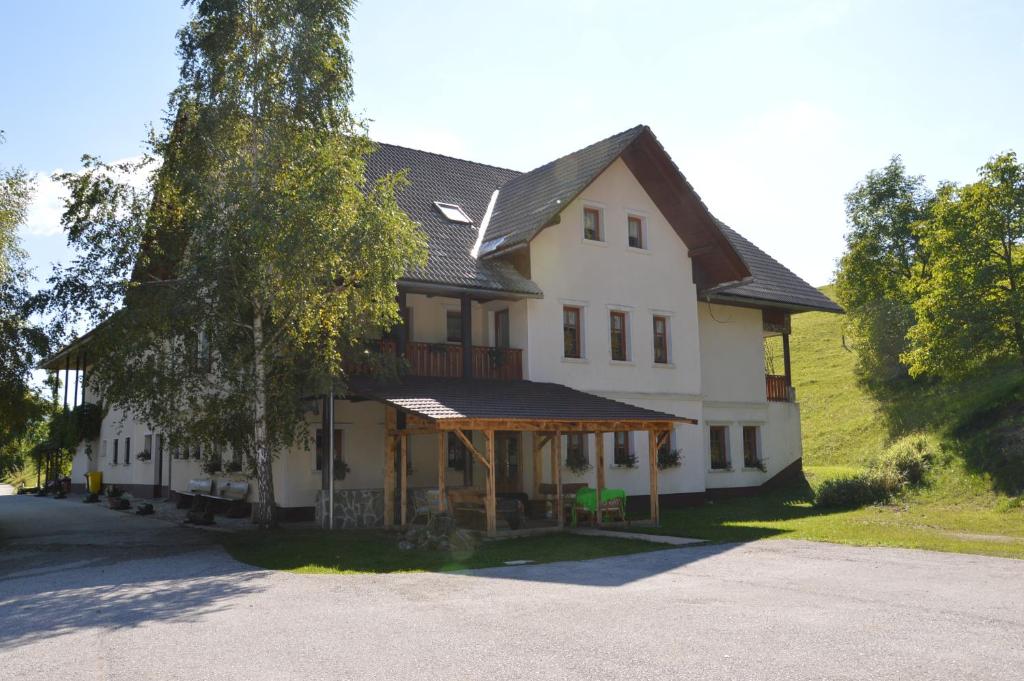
563, 305, 582, 359
445, 309, 462, 344
709, 425, 729, 470
583, 207, 602, 241
742, 425, 760, 468
627, 214, 645, 249
610, 310, 628, 362
653, 315, 669, 364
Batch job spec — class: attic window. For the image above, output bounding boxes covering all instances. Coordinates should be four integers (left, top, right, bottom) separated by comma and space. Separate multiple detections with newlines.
434, 202, 472, 224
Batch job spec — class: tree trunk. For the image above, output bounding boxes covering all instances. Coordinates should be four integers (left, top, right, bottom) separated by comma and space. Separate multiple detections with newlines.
251, 307, 276, 527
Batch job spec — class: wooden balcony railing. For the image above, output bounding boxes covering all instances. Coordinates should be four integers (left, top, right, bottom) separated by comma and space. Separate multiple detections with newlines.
378, 339, 523, 380
766, 374, 793, 402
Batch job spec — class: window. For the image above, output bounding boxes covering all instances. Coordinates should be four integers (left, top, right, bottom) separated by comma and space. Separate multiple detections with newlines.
315, 428, 344, 472
446, 309, 462, 343
610, 310, 628, 361
743, 426, 761, 468
434, 202, 473, 223
709, 426, 729, 470
144, 434, 153, 459
101, 439, 107, 459
627, 215, 645, 248
613, 432, 633, 466
653, 315, 669, 364
565, 433, 587, 466
563, 306, 582, 358
583, 207, 602, 241
125, 437, 131, 465
494, 309, 510, 349
447, 433, 473, 484
112, 439, 119, 465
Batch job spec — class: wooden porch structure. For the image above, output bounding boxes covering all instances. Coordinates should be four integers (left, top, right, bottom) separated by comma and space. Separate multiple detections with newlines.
356, 377, 695, 538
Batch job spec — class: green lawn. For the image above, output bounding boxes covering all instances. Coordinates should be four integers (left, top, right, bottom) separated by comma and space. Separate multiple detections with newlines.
221, 529, 671, 574
641, 465, 1024, 560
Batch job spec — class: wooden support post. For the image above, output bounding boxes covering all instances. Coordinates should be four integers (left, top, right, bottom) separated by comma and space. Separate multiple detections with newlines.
782, 332, 792, 388
485, 430, 496, 537
553, 432, 563, 528
532, 433, 543, 500
461, 295, 472, 379
384, 433, 396, 529
437, 432, 447, 512
594, 432, 604, 526
400, 433, 409, 528
648, 429, 660, 526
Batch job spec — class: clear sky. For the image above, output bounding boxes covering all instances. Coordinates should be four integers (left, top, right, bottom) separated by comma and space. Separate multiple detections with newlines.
2, 0, 1023, 289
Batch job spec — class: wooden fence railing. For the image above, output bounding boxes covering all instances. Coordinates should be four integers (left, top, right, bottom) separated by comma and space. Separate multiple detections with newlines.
377, 339, 522, 380
765, 374, 792, 402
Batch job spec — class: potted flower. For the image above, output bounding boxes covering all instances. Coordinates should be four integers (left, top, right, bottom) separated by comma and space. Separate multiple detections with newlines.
657, 448, 682, 470
136, 449, 152, 462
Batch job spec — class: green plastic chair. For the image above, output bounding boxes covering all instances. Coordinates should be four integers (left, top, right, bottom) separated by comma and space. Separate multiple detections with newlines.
572, 487, 627, 526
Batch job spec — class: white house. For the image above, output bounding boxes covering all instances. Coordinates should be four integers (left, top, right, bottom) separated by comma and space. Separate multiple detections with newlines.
49, 125, 841, 534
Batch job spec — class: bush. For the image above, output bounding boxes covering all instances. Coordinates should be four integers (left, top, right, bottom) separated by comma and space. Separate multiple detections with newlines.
815, 472, 899, 508
874, 436, 932, 486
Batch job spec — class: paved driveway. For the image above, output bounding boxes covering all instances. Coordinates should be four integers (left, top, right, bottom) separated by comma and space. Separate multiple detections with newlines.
1, 495, 1023, 680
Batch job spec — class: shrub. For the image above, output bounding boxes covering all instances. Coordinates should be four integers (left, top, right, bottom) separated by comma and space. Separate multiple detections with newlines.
815, 472, 899, 508
874, 436, 932, 486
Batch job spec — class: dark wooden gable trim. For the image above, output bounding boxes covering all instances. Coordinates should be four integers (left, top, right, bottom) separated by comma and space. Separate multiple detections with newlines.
619, 129, 750, 288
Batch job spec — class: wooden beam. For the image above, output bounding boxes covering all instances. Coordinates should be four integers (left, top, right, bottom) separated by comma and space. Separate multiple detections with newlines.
400, 433, 409, 528
453, 429, 490, 470
594, 432, 604, 527
553, 432, 563, 528
485, 430, 496, 537
532, 433, 543, 500
437, 432, 447, 512
384, 434, 396, 529
648, 430, 660, 526
657, 430, 671, 449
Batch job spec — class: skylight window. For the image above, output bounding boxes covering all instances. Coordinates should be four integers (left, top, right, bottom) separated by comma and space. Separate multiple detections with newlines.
434, 202, 472, 224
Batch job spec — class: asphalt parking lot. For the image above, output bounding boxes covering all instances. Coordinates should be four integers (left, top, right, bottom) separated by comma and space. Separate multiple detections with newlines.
1, 494, 1022, 680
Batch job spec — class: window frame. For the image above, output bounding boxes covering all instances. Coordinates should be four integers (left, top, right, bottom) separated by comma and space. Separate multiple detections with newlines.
627, 214, 646, 249
124, 437, 131, 466
652, 314, 670, 364
315, 427, 344, 473
583, 206, 603, 242
742, 425, 762, 469
709, 425, 730, 471
494, 308, 510, 349
613, 432, 633, 466
565, 432, 588, 466
609, 310, 629, 362
563, 305, 583, 359
112, 438, 119, 465
445, 308, 462, 344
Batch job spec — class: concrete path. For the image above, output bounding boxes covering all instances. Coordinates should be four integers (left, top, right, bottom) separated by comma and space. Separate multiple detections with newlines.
570, 526, 705, 545
2, 494, 1023, 680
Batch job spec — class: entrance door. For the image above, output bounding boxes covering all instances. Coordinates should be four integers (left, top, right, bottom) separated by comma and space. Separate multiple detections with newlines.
494, 432, 522, 494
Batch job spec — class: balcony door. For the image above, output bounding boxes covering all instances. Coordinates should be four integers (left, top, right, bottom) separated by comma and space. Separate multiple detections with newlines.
494, 432, 522, 494
494, 309, 510, 349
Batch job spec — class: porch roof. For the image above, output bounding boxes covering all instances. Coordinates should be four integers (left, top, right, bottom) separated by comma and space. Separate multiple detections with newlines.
347, 376, 695, 431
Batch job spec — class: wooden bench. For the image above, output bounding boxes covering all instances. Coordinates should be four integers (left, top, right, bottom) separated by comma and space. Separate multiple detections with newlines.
446, 488, 525, 530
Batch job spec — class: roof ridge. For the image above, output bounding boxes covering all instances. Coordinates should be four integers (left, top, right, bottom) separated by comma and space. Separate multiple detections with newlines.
515, 124, 647, 176
371, 140, 523, 176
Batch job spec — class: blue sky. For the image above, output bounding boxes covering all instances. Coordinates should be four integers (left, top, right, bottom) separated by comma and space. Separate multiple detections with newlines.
2, 0, 1023, 288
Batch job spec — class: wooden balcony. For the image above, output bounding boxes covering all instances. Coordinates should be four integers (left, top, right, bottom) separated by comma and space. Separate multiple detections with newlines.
380, 339, 523, 380
766, 374, 793, 402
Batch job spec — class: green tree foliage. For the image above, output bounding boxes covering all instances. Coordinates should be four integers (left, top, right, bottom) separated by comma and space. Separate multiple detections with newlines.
904, 153, 1024, 377
835, 157, 932, 386
0, 131, 49, 475
45, 1, 426, 525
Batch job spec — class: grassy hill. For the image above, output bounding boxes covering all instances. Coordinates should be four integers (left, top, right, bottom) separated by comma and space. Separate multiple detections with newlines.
654, 287, 1024, 559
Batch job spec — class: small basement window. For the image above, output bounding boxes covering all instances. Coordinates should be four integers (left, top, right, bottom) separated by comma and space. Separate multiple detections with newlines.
434, 202, 473, 223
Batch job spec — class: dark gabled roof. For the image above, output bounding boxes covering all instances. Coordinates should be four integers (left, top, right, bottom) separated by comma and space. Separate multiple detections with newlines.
348, 376, 693, 425
703, 221, 843, 314
363, 144, 540, 297
479, 126, 647, 256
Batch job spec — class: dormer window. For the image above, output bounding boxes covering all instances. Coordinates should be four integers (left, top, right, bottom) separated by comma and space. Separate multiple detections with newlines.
434, 202, 472, 223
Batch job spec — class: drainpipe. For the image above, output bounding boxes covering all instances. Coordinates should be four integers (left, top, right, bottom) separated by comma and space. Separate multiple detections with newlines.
328, 389, 335, 530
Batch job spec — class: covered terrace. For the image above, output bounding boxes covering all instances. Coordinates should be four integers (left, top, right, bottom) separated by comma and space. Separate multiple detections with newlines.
347, 377, 696, 537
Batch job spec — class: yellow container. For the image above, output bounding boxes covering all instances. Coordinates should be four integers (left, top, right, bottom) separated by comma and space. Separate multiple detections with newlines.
86, 471, 103, 494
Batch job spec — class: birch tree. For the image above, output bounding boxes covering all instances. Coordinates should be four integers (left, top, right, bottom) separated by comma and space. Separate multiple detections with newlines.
45, 0, 426, 525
